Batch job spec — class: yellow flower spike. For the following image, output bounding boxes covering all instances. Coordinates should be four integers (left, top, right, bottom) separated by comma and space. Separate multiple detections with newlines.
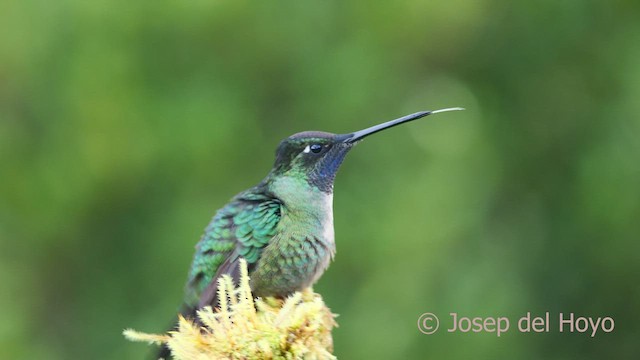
124, 260, 337, 359
123, 329, 169, 345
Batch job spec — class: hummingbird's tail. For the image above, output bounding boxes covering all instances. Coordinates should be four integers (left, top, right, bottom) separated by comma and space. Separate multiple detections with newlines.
156, 344, 172, 360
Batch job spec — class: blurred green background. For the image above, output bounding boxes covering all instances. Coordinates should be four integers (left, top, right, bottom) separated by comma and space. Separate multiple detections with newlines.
2, 0, 639, 359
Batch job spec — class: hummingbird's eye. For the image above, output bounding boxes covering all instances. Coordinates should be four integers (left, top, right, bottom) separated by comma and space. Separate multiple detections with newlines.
303, 143, 324, 154
310, 144, 323, 153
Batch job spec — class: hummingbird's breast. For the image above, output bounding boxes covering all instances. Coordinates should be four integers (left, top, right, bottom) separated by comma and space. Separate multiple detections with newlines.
250, 177, 336, 297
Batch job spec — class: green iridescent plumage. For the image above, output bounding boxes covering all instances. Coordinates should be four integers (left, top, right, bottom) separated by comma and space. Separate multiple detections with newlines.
178, 110, 465, 311
185, 189, 282, 307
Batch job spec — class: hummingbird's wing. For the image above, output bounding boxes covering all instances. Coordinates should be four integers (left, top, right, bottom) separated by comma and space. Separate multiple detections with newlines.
184, 189, 282, 309
155, 191, 281, 360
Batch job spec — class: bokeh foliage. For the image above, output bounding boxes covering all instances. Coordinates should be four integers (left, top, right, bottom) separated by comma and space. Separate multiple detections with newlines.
1, 0, 639, 359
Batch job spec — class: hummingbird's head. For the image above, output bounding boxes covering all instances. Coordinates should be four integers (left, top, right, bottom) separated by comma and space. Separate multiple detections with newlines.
269, 108, 464, 194
271, 131, 353, 194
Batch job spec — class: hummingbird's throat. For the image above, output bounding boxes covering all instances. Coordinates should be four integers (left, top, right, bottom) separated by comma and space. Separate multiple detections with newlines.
309, 144, 352, 194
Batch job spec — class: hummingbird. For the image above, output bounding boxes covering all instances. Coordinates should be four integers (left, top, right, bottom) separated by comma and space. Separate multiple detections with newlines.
157, 108, 462, 358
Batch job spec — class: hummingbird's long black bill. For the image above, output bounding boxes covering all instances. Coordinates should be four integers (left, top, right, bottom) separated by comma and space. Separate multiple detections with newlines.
342, 107, 465, 143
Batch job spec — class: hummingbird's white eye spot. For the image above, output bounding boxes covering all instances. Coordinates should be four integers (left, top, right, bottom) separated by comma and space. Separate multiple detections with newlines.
303, 145, 311, 153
